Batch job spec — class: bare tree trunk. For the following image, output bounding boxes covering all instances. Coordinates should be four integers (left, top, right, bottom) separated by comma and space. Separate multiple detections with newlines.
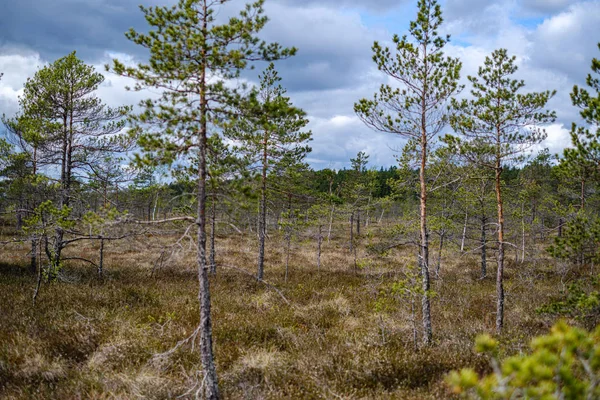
285, 230, 291, 282
411, 298, 418, 351
356, 210, 360, 236
152, 191, 159, 221
32, 240, 43, 307
521, 203, 526, 264
16, 209, 23, 231
435, 231, 445, 278
349, 212, 354, 252
495, 158, 505, 335
98, 237, 105, 279
558, 217, 564, 238
197, 16, 220, 397
581, 178, 586, 211
327, 204, 335, 243
257, 131, 268, 281
481, 216, 487, 279
378, 208, 385, 224
30, 236, 37, 275
460, 211, 468, 254
284, 196, 292, 282
353, 240, 358, 275
50, 230, 64, 282
317, 225, 323, 271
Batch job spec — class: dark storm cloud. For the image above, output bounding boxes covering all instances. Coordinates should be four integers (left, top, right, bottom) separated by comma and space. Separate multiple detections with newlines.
0, 0, 396, 63
0, 0, 382, 93
0, 0, 172, 61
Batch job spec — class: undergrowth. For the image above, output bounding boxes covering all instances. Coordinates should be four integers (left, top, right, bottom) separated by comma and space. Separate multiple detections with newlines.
0, 234, 587, 399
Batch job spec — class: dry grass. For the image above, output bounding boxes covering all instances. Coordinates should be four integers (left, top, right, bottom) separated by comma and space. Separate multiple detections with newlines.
0, 229, 583, 399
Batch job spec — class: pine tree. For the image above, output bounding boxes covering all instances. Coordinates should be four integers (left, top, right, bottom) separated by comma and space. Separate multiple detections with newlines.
4, 52, 130, 280
226, 63, 311, 281
447, 49, 555, 334
550, 43, 600, 269
108, 2, 295, 397
354, 0, 462, 345
561, 43, 600, 211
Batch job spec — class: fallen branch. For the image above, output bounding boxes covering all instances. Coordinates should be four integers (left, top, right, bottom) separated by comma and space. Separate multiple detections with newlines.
149, 324, 202, 367
62, 256, 99, 269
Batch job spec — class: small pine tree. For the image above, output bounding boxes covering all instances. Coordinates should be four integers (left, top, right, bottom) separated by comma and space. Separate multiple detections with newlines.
226, 63, 311, 281
354, 0, 462, 345
447, 49, 555, 334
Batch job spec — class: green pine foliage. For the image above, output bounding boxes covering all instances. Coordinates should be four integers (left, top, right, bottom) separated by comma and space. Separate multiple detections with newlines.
447, 322, 600, 399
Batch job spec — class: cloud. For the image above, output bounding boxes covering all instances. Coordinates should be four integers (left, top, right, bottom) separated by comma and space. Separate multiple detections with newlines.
307, 115, 402, 170
528, 1, 600, 82
1, 0, 598, 168
280, 0, 407, 12
257, 3, 378, 93
543, 123, 573, 155
0, 50, 45, 117
521, 0, 574, 14
0, 0, 173, 62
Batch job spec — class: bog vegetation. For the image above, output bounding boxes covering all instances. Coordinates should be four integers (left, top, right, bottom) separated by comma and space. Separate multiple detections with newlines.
1, 0, 600, 399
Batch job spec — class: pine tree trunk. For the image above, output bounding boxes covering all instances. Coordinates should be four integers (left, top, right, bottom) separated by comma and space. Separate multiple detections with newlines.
460, 211, 468, 254
349, 212, 354, 252
581, 178, 586, 211
419, 134, 432, 345
495, 158, 505, 335
317, 225, 322, 271
152, 191, 159, 221
558, 218, 564, 238
32, 239, 43, 307
435, 231, 444, 278
284, 196, 292, 282
285, 230, 291, 282
98, 238, 105, 279
257, 131, 268, 281
30, 237, 37, 275
50, 231, 64, 282
327, 205, 335, 243
210, 192, 216, 275
197, 14, 220, 397
481, 215, 487, 279
356, 210, 360, 236
16, 209, 23, 231
521, 204, 526, 264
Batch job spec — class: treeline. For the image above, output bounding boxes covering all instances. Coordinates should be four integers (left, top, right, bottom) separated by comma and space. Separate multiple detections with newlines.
1, 0, 599, 398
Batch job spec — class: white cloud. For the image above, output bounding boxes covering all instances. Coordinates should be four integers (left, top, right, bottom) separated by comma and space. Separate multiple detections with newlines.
528, 1, 600, 81
543, 123, 573, 155
0, 50, 45, 117
1, 0, 599, 167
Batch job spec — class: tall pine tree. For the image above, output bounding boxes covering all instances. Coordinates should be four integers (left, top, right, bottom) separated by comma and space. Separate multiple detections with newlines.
447, 49, 555, 334
108, 2, 295, 397
354, 0, 462, 345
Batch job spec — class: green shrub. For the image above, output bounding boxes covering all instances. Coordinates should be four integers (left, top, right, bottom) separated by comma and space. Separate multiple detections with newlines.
447, 322, 600, 399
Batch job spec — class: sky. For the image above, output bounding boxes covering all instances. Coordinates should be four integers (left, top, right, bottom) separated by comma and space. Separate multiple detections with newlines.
0, 0, 598, 169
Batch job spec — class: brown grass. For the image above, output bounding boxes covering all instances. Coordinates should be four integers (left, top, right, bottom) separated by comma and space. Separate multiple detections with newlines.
0, 229, 582, 399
